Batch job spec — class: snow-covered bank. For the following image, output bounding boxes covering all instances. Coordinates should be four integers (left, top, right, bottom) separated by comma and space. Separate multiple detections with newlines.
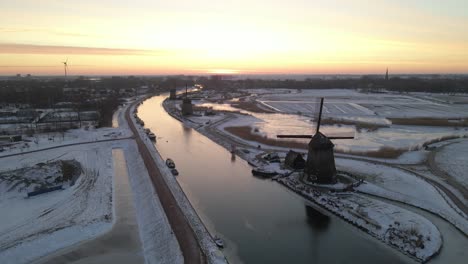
277, 173, 442, 263
122, 140, 183, 264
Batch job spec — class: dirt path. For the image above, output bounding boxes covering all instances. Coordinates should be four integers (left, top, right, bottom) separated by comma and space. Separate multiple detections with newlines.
126, 102, 205, 264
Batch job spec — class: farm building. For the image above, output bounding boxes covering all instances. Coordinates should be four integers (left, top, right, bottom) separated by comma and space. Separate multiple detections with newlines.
284, 150, 305, 169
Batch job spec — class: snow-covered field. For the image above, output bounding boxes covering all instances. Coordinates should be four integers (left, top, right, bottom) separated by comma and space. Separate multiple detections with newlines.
0, 140, 116, 264
191, 89, 468, 155
255, 89, 468, 119
434, 141, 468, 190
336, 158, 468, 234
0, 126, 131, 156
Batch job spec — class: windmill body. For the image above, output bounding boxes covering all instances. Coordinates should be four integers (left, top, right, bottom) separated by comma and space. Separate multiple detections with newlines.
181, 84, 193, 115
304, 132, 337, 183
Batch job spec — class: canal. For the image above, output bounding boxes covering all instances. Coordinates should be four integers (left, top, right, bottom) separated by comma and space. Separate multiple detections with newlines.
138, 95, 411, 264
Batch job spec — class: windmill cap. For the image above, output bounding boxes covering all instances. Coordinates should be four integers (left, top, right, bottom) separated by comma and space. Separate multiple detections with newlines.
309, 132, 334, 149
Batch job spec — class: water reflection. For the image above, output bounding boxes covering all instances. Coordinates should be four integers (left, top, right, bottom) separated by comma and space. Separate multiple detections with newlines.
305, 205, 330, 231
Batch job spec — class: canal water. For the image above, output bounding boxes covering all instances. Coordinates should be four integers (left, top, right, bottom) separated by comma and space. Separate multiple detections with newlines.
138, 95, 411, 264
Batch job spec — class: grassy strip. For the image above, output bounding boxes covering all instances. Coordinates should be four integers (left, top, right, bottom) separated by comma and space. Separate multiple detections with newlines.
389, 117, 468, 127
321, 118, 388, 132
230, 101, 276, 113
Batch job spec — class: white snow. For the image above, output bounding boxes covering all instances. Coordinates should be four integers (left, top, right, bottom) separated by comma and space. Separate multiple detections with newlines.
336, 158, 468, 234
0, 141, 117, 264
434, 140, 468, 190
121, 140, 183, 264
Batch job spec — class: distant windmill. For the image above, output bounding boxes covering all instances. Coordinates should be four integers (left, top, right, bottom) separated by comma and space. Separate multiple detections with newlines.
181, 83, 193, 115
62, 58, 68, 78
277, 98, 354, 184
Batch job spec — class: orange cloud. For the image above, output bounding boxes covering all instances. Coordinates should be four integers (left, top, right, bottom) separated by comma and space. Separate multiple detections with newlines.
0, 43, 168, 56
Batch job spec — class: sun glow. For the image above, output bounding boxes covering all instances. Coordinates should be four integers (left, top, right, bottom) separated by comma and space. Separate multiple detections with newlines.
1, 0, 467, 75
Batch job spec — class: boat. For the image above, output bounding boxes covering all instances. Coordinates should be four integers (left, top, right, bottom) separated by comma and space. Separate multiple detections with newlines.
171, 168, 179, 176
213, 236, 224, 248
166, 158, 175, 168
148, 132, 156, 140
251, 168, 277, 178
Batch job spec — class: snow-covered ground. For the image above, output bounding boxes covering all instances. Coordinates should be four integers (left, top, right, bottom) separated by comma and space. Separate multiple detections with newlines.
0, 140, 116, 264
0, 126, 131, 156
122, 140, 183, 264
336, 158, 468, 234
255, 88, 468, 119
434, 140, 468, 190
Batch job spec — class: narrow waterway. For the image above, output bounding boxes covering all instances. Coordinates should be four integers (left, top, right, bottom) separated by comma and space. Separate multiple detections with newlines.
138, 95, 411, 264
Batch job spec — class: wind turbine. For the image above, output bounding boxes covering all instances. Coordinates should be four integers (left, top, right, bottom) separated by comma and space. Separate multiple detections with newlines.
62, 58, 68, 78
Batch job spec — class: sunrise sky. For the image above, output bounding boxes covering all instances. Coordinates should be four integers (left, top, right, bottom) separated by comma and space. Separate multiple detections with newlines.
1, 0, 467, 75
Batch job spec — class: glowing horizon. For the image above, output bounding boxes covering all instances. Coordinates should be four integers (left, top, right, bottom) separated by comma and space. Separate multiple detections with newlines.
1, 0, 467, 75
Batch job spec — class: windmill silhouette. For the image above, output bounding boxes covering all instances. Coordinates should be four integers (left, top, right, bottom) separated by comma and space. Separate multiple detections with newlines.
62, 58, 68, 78
181, 83, 193, 115
277, 98, 354, 183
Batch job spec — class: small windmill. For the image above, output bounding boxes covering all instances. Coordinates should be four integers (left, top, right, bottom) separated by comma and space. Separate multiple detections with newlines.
277, 98, 354, 184
62, 58, 69, 78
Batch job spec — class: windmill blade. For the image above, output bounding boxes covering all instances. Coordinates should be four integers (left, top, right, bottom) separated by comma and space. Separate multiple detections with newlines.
315, 97, 324, 134
277, 135, 313, 139
328, 136, 355, 140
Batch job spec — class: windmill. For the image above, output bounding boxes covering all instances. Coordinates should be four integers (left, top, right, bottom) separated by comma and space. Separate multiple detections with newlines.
181, 83, 193, 115
62, 58, 68, 78
277, 98, 354, 184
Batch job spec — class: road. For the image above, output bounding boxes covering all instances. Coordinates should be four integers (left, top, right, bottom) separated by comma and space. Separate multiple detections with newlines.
125, 102, 205, 264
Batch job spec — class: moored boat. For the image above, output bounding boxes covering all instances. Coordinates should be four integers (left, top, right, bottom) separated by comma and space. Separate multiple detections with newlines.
251, 168, 277, 178
166, 158, 175, 168
214, 236, 224, 248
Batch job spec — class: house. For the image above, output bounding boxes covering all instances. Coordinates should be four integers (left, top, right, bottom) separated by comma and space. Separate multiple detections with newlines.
284, 150, 305, 169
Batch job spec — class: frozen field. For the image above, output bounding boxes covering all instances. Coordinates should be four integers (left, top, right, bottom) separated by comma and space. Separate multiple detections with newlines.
256, 89, 468, 119
434, 140, 468, 190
